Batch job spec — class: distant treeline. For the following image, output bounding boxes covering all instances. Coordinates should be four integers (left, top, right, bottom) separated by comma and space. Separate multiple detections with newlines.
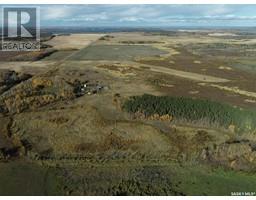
123, 94, 256, 133
119, 41, 163, 44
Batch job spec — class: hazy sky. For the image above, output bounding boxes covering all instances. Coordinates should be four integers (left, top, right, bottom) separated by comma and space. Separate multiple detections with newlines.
2, 5, 256, 27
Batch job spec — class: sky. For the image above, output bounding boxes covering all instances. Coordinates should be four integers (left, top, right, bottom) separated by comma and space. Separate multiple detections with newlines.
2, 5, 256, 27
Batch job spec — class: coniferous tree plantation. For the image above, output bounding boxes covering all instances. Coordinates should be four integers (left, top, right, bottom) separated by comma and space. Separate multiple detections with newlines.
123, 94, 256, 133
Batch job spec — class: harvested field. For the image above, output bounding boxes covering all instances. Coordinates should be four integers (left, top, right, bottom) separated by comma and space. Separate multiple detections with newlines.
44, 34, 105, 50
137, 63, 230, 83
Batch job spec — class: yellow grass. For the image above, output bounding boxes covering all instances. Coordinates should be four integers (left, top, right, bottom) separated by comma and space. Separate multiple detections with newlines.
44, 34, 105, 50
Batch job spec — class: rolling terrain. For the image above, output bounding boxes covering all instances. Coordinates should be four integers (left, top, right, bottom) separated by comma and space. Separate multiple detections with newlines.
0, 30, 256, 195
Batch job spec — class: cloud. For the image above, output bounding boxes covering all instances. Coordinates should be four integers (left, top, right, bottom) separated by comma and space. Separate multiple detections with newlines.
1, 5, 255, 27
119, 17, 144, 22
41, 5, 75, 20
205, 5, 232, 16
118, 6, 162, 18
65, 12, 108, 22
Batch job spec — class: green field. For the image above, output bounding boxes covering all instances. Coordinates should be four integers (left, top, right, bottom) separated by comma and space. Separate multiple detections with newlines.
60, 163, 256, 195
232, 59, 256, 73
1, 160, 255, 195
0, 161, 62, 195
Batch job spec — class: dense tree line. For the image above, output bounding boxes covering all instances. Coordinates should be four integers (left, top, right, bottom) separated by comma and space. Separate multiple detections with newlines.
123, 94, 256, 133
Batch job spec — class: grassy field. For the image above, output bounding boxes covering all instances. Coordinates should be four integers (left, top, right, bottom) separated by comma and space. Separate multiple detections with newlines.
43, 50, 77, 61
38, 161, 256, 195
68, 45, 167, 61
232, 59, 256, 73
0, 161, 62, 195
1, 160, 256, 195
1, 31, 256, 196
